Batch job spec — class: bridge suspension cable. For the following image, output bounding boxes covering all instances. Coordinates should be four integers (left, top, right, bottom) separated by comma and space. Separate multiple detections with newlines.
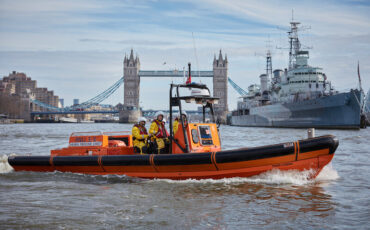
31, 98, 63, 111
31, 77, 124, 111
228, 77, 248, 96
77, 77, 124, 108
31, 75, 248, 112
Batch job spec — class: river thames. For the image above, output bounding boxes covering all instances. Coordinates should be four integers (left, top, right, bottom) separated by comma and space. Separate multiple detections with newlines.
0, 123, 369, 229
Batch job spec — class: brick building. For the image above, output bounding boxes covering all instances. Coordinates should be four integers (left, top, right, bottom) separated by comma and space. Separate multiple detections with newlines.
0, 71, 60, 121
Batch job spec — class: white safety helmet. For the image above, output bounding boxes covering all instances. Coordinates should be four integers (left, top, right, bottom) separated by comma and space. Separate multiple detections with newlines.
138, 117, 147, 123
154, 111, 165, 118
175, 111, 186, 118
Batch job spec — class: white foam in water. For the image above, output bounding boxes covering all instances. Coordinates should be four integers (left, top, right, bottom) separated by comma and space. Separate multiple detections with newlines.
315, 163, 340, 182
0, 154, 14, 174
154, 167, 339, 186
152, 169, 314, 186
243, 169, 317, 186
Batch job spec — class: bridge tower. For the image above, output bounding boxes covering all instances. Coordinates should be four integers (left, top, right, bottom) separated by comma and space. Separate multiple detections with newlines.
120, 49, 141, 123
213, 50, 228, 123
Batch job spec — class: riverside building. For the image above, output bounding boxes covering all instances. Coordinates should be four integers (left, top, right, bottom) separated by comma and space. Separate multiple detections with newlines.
0, 71, 60, 121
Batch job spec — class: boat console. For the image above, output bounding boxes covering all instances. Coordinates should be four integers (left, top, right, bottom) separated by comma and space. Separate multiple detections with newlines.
172, 123, 221, 154
169, 82, 221, 154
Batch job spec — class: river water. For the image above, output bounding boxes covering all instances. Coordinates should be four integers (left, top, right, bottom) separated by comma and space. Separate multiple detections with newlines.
0, 123, 369, 229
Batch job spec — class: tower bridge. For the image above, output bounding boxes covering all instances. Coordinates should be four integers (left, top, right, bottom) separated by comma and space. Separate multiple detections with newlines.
27, 49, 248, 123
138, 70, 214, 78
121, 49, 228, 123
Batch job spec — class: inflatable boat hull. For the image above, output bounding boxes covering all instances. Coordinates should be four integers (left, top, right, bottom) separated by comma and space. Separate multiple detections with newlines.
8, 135, 338, 180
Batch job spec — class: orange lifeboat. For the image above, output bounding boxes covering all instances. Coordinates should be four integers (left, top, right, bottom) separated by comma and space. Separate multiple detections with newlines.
7, 82, 338, 180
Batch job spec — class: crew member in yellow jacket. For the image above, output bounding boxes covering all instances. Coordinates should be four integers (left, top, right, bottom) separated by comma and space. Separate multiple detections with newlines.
149, 111, 169, 154
173, 112, 188, 135
132, 117, 149, 154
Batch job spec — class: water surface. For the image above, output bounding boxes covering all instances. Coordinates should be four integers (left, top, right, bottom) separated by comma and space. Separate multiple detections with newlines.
0, 123, 369, 229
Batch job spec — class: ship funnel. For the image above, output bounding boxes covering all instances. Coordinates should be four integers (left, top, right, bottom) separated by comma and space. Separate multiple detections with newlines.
260, 74, 268, 94
273, 69, 283, 84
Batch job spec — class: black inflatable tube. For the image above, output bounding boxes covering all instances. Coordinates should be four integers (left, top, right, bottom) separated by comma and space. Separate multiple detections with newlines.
154, 152, 212, 166
53, 156, 99, 166
8, 156, 50, 166
216, 144, 294, 164
102, 155, 151, 166
299, 135, 339, 154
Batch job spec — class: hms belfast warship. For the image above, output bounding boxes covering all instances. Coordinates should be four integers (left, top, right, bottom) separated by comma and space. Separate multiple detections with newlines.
231, 20, 367, 129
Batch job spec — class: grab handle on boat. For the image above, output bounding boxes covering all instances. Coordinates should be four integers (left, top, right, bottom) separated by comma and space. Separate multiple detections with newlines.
307, 128, 315, 138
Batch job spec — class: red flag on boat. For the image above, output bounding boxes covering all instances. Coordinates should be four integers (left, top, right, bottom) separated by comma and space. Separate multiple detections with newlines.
186, 74, 191, 84
186, 62, 191, 84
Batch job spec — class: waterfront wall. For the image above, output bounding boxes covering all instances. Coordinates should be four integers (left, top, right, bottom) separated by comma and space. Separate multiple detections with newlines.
0, 94, 31, 121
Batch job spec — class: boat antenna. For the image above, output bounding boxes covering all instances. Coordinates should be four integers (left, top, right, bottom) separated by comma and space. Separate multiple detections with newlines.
192, 32, 201, 82
183, 66, 186, 84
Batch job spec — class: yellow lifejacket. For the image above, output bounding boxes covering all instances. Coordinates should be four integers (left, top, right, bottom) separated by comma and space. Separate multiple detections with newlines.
173, 119, 179, 135
132, 124, 148, 153
149, 119, 168, 153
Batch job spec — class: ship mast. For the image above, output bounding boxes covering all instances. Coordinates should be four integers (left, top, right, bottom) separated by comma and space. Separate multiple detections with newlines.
288, 19, 301, 69
276, 11, 311, 70
266, 36, 273, 82
266, 50, 272, 81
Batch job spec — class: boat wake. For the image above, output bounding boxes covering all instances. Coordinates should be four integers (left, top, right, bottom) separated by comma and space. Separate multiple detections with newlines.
153, 165, 339, 186
0, 154, 14, 174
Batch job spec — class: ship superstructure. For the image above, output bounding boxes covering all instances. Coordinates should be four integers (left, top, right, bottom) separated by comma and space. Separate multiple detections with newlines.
231, 19, 366, 129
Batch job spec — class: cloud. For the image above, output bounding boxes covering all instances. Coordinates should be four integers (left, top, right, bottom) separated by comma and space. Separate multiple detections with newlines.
79, 38, 176, 46
188, 0, 370, 35
0, 0, 369, 109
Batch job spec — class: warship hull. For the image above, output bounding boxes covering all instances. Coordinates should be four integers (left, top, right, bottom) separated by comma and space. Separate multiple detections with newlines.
231, 89, 363, 129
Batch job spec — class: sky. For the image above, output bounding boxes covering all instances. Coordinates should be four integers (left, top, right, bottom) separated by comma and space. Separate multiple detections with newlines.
0, 0, 369, 110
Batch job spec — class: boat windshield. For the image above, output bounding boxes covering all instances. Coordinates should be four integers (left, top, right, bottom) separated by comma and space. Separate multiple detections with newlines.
71, 131, 102, 137
103, 131, 131, 136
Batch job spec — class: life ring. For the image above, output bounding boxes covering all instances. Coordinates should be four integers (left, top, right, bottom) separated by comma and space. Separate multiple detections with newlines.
108, 140, 126, 147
